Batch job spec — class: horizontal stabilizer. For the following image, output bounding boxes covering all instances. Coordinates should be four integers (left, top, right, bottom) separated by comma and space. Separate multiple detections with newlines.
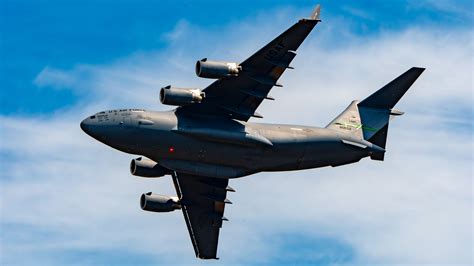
326, 67, 425, 161
359, 67, 425, 109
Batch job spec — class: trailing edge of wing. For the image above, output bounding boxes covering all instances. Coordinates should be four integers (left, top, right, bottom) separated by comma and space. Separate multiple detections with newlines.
178, 4, 321, 122
171, 172, 231, 260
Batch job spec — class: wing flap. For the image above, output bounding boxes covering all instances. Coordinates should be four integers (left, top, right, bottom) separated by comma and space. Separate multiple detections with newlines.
172, 172, 230, 260
177, 5, 321, 121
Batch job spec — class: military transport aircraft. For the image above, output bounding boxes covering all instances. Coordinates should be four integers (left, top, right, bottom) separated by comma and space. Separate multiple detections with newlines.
80, 4, 424, 259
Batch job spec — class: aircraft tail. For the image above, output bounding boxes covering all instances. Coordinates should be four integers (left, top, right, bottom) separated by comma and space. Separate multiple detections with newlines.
326, 67, 425, 160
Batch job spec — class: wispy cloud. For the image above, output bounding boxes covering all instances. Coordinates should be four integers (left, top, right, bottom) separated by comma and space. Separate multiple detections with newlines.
413, 0, 474, 18
1, 5, 472, 265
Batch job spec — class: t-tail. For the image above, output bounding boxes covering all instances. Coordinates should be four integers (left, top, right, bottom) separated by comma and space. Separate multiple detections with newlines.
326, 67, 425, 161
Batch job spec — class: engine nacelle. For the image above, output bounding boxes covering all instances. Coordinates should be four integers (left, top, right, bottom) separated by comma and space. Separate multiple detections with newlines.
140, 192, 181, 212
130, 157, 170, 177
195, 58, 241, 79
159, 86, 205, 106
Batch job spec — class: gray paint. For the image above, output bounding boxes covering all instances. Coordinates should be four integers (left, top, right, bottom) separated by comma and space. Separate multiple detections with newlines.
81, 110, 382, 178
80, 4, 423, 260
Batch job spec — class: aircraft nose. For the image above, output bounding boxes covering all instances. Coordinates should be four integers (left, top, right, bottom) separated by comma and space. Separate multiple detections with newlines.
80, 117, 93, 135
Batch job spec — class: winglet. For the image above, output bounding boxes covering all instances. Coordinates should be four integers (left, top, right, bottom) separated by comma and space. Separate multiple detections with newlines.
310, 4, 321, 21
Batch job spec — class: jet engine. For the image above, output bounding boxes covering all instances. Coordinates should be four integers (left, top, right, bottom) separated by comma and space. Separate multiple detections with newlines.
130, 157, 170, 177
159, 86, 205, 106
140, 192, 181, 212
195, 58, 241, 79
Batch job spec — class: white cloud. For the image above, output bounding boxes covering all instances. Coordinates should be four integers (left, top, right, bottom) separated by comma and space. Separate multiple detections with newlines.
412, 0, 474, 18
1, 6, 473, 265
34, 66, 76, 90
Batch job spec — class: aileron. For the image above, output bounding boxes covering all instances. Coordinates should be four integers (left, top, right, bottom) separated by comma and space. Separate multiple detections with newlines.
81, 3, 424, 261
176, 5, 321, 121
171, 172, 230, 259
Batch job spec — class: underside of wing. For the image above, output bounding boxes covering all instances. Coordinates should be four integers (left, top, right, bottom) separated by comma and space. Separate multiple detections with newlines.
177, 5, 321, 121
171, 172, 234, 259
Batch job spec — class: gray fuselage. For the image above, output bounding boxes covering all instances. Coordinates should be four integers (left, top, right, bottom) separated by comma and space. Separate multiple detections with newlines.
81, 109, 377, 178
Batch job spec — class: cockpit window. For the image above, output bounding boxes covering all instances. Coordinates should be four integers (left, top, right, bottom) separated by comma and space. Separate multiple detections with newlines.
90, 115, 96, 119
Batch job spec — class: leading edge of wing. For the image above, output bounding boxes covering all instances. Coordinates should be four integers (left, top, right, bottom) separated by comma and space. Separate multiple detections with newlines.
177, 4, 322, 122
239, 4, 321, 71
171, 172, 233, 260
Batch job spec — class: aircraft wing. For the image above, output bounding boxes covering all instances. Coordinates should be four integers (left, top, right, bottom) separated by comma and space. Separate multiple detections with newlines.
177, 5, 321, 121
171, 172, 233, 259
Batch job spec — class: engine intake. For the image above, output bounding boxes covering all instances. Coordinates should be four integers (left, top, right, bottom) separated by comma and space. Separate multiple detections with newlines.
140, 192, 181, 212
130, 157, 170, 177
195, 58, 241, 79
159, 86, 204, 106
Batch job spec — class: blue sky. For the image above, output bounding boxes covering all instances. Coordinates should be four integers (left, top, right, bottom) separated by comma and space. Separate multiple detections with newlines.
1, 0, 473, 265
1, 0, 472, 114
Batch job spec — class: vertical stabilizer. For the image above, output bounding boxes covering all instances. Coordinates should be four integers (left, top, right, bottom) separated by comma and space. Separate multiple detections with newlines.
326, 67, 425, 160
326, 100, 364, 139
357, 67, 424, 141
